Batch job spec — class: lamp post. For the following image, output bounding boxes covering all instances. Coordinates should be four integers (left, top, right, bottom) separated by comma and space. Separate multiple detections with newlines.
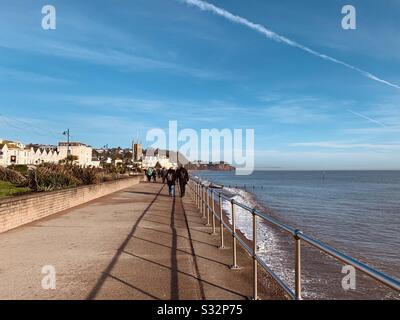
63, 129, 71, 158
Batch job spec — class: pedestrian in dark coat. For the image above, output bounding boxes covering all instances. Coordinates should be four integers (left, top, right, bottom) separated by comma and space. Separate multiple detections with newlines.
176, 165, 189, 197
166, 168, 176, 196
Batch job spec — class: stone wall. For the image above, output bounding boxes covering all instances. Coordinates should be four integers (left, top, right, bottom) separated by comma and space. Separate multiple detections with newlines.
0, 176, 143, 233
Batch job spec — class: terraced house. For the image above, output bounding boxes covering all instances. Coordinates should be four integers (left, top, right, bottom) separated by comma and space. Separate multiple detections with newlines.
0, 139, 100, 167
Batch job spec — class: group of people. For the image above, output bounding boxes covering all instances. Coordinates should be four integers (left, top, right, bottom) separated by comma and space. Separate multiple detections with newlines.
145, 165, 189, 198
145, 167, 162, 183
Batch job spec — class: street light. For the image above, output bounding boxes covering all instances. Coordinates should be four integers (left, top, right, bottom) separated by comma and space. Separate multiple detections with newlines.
62, 129, 71, 157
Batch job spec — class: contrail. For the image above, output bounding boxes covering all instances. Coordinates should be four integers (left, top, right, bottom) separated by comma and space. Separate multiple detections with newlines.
347, 109, 387, 127
179, 0, 400, 90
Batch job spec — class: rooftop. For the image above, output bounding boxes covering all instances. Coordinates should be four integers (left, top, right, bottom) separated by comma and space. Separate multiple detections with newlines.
58, 141, 90, 147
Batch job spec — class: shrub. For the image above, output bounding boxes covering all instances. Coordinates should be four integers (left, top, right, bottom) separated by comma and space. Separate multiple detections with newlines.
8, 162, 122, 193
0, 166, 28, 186
26, 163, 109, 192
102, 163, 117, 174
8, 164, 29, 176
27, 165, 81, 192
69, 165, 100, 185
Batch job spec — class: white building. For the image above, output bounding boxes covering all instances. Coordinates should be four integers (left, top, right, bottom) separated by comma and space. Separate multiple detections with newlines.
0, 140, 59, 166
0, 139, 99, 167
141, 155, 177, 169
58, 142, 95, 166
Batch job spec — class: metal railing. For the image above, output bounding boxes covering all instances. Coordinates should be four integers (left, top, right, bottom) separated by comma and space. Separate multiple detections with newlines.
188, 178, 400, 300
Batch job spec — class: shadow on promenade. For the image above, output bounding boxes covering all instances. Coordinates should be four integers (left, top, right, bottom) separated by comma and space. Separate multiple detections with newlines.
86, 184, 165, 300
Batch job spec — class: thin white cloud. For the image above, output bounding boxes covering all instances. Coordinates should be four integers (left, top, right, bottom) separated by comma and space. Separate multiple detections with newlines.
0, 66, 69, 84
65, 95, 167, 110
0, 115, 64, 141
1, 34, 225, 81
290, 141, 400, 150
179, 0, 400, 90
264, 105, 330, 124
343, 127, 400, 135
51, 94, 235, 123
0, 113, 149, 147
42, 41, 224, 80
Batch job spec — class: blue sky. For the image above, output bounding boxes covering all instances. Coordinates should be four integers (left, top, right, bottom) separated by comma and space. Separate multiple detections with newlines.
0, 0, 399, 169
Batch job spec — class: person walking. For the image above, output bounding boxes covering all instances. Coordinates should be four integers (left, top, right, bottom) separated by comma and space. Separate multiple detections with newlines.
152, 168, 157, 182
161, 167, 167, 183
176, 164, 189, 197
166, 168, 176, 197
146, 167, 153, 182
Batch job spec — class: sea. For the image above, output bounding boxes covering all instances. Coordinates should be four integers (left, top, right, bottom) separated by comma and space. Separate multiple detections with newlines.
192, 170, 400, 300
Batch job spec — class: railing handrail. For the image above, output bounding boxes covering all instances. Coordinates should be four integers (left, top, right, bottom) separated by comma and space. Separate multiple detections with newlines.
188, 177, 400, 299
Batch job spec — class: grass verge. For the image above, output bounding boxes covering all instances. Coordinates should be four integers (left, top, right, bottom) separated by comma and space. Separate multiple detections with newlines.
0, 181, 31, 199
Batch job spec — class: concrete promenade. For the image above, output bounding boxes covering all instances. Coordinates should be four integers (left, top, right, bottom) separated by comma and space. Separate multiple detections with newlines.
0, 182, 282, 300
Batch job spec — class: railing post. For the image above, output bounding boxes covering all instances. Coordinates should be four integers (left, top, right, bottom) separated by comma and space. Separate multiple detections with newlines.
203, 186, 207, 219
252, 209, 258, 300
206, 187, 211, 226
198, 183, 200, 208
211, 190, 216, 235
195, 182, 197, 205
194, 182, 199, 208
218, 193, 225, 249
294, 230, 302, 300
193, 181, 195, 202
199, 184, 202, 212
230, 199, 240, 270
200, 185, 205, 219
196, 183, 199, 207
